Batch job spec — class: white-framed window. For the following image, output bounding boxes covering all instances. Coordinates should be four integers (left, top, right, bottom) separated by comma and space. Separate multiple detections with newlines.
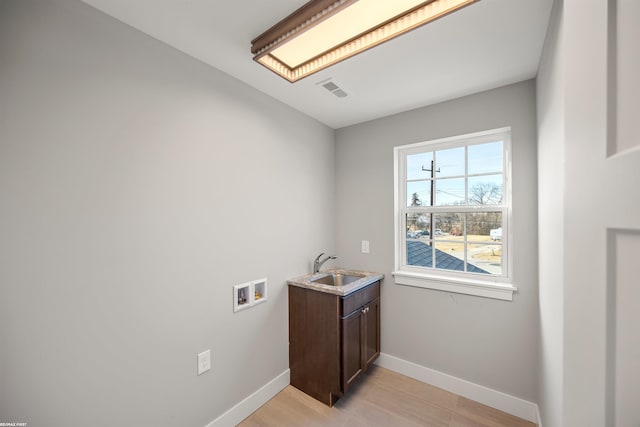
393, 127, 516, 301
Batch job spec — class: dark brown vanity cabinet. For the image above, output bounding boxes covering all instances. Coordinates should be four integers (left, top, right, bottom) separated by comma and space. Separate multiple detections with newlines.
289, 281, 380, 406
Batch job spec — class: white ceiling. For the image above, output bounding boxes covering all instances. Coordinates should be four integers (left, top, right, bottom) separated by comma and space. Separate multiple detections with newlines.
81, 0, 553, 129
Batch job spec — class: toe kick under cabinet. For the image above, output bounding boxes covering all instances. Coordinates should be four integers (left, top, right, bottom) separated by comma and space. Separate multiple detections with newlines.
288, 281, 380, 406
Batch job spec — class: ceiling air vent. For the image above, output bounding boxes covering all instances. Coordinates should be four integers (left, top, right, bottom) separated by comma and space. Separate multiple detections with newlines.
317, 78, 349, 98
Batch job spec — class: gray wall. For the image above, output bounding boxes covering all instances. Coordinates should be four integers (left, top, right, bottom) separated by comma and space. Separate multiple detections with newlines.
0, 1, 335, 426
536, 0, 564, 425
335, 80, 539, 402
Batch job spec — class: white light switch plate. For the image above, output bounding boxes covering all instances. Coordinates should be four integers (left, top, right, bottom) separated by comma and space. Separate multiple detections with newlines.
197, 350, 211, 375
361, 240, 370, 253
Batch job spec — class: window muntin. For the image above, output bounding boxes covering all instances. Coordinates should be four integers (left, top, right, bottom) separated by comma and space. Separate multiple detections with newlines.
396, 128, 511, 285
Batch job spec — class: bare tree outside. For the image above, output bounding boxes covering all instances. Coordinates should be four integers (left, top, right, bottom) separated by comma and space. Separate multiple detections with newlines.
469, 182, 502, 205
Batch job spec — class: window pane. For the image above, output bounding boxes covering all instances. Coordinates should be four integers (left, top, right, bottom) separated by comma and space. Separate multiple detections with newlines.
468, 141, 503, 175
466, 212, 502, 240
406, 152, 433, 180
434, 213, 466, 271
406, 239, 433, 268
468, 174, 503, 205
407, 181, 431, 207
406, 212, 432, 267
406, 212, 431, 240
468, 243, 502, 275
434, 213, 464, 238
435, 178, 465, 206
435, 146, 465, 177
434, 241, 465, 272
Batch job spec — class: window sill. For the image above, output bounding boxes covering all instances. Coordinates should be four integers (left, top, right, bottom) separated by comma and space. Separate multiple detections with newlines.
392, 271, 516, 301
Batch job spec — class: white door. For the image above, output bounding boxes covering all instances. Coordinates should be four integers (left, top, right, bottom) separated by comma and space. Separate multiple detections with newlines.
564, 1, 640, 426
606, 1, 640, 425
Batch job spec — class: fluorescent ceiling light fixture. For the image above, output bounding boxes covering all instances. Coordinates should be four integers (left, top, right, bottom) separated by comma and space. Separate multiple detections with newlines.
251, 0, 479, 83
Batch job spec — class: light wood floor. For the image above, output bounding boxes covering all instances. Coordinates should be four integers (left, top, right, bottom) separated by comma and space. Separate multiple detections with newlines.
238, 366, 536, 427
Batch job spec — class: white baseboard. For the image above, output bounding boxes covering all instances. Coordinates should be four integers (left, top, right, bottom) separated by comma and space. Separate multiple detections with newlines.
205, 369, 290, 427
375, 353, 540, 424
204, 357, 541, 426
536, 405, 543, 427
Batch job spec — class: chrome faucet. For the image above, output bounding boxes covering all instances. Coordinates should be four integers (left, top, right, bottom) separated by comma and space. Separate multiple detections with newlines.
313, 252, 337, 274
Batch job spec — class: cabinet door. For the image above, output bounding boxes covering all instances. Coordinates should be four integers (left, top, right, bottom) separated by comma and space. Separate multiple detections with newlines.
363, 298, 380, 369
341, 308, 364, 393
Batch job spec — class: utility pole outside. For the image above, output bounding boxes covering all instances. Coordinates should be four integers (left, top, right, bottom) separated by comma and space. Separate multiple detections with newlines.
422, 160, 439, 245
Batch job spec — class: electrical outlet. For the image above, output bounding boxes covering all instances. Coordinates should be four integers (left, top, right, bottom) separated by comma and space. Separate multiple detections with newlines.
197, 350, 211, 375
361, 240, 370, 253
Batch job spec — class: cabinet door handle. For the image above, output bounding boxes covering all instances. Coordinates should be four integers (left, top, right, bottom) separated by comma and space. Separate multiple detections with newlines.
361, 307, 369, 314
